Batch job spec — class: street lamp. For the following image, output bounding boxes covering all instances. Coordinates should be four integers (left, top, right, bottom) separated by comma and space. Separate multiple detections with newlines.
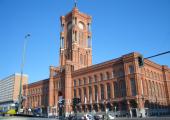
18, 34, 31, 114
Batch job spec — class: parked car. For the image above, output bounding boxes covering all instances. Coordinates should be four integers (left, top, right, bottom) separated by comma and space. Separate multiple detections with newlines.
108, 113, 115, 119
94, 114, 103, 120
84, 114, 94, 120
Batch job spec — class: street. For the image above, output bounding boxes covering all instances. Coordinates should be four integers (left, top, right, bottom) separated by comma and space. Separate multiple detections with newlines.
1, 116, 170, 120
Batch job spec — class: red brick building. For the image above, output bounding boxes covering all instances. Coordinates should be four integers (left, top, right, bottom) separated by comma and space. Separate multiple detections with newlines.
23, 5, 170, 117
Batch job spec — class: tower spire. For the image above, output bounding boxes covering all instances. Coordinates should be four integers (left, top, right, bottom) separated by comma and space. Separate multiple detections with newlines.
74, 0, 77, 7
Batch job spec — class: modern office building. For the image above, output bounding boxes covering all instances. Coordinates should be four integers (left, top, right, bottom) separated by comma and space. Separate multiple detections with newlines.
23, 4, 170, 117
0, 73, 28, 111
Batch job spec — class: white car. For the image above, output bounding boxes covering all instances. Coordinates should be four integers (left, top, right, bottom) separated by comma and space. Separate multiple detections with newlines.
108, 113, 115, 119
84, 114, 94, 120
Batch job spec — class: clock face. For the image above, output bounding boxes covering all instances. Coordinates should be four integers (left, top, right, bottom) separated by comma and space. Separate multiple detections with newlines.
78, 22, 84, 30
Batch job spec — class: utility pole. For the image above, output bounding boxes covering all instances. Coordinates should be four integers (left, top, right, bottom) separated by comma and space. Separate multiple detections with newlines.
137, 51, 170, 67
145, 51, 170, 59
18, 34, 31, 114
137, 51, 170, 117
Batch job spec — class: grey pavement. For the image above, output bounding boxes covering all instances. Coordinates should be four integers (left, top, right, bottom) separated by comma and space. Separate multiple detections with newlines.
0, 117, 56, 120
0, 117, 170, 120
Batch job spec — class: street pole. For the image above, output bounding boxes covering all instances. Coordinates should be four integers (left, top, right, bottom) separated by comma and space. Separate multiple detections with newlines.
18, 34, 31, 114
145, 51, 170, 59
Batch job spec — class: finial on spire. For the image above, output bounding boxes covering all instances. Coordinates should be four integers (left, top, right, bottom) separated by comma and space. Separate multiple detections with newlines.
74, 0, 77, 7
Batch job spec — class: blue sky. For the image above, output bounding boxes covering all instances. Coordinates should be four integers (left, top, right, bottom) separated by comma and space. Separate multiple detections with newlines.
0, 0, 170, 83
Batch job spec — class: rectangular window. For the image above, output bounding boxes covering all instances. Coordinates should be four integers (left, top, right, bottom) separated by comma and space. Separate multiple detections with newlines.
94, 75, 97, 82
88, 37, 91, 48
107, 84, 111, 99
79, 88, 81, 98
106, 72, 110, 80
74, 80, 76, 86
101, 85, 104, 100
129, 65, 134, 74
84, 87, 86, 97
89, 77, 92, 83
114, 82, 118, 98
84, 78, 86, 85
121, 80, 126, 97
118, 69, 124, 77
130, 78, 136, 96
79, 79, 81, 85
112, 71, 115, 78
89, 86, 92, 102
100, 73, 103, 81
74, 89, 76, 98
94, 85, 98, 101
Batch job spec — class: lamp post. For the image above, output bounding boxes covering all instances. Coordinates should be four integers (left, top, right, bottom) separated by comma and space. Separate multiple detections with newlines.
18, 34, 31, 114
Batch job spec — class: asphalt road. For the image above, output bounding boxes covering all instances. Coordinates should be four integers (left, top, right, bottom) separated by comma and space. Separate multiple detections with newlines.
0, 117, 170, 120
0, 117, 52, 120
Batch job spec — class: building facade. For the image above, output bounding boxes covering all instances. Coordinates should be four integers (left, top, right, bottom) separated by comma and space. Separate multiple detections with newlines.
0, 73, 28, 112
23, 79, 49, 115
23, 5, 170, 117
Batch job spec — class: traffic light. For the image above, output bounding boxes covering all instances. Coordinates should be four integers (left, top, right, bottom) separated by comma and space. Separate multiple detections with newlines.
138, 55, 144, 67
72, 98, 77, 106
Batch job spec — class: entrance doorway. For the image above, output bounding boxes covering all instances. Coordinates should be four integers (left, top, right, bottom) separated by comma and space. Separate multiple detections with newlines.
131, 108, 137, 117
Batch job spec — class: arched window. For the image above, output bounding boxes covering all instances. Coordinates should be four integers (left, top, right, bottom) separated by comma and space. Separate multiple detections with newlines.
74, 89, 76, 98
88, 76, 92, 83
107, 83, 111, 99
83, 77, 86, 85
89, 86, 92, 103
94, 85, 98, 101
156, 83, 159, 97
151, 71, 154, 78
67, 22, 72, 30
67, 22, 72, 50
79, 88, 81, 98
88, 36, 91, 48
129, 65, 134, 74
130, 78, 136, 96
75, 17, 77, 25
79, 31, 83, 46
94, 75, 97, 82
100, 84, 104, 100
112, 71, 115, 78
74, 80, 76, 86
80, 54, 83, 64
158, 84, 161, 98
114, 82, 118, 98
75, 31, 77, 41
106, 72, 110, 80
84, 55, 86, 65
149, 81, 152, 96
120, 80, 126, 97
84, 87, 87, 103
118, 69, 124, 77
100, 73, 103, 81
79, 79, 81, 85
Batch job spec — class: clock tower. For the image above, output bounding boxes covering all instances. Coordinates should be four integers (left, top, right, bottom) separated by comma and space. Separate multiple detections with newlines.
49, 4, 92, 116
59, 5, 92, 70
